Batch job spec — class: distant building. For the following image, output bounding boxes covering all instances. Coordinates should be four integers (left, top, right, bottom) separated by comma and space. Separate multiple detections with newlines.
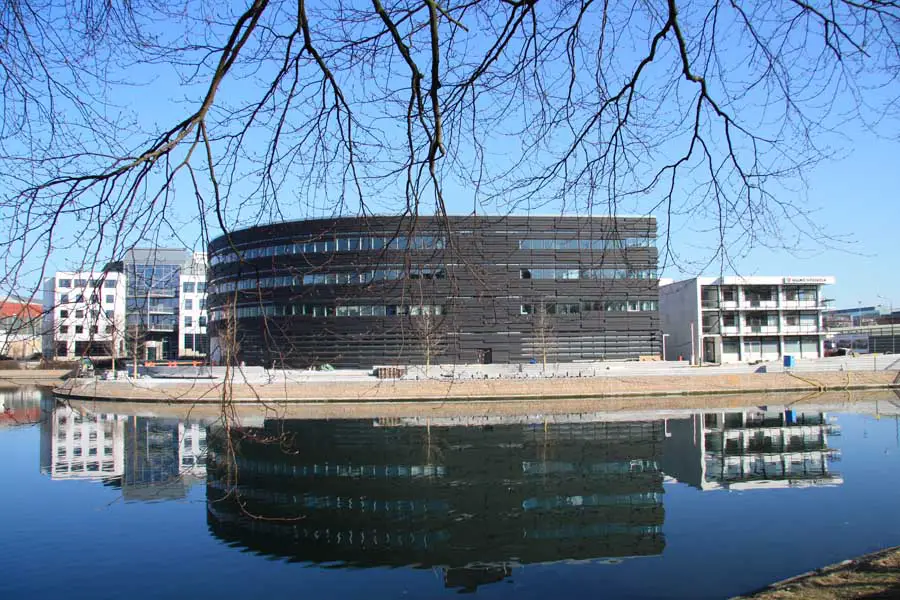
178, 252, 210, 358
0, 296, 42, 358
659, 276, 834, 363
42, 271, 127, 360
43, 248, 208, 361
823, 306, 884, 329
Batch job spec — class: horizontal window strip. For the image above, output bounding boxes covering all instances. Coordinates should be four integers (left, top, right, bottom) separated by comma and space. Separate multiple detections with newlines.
208, 265, 652, 295
209, 303, 446, 322
208, 268, 446, 294
520, 268, 656, 280
210, 235, 446, 266
519, 238, 654, 250
520, 300, 658, 314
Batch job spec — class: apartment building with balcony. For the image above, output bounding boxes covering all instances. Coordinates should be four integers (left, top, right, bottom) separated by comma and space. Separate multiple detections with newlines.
121, 248, 211, 361
659, 276, 834, 363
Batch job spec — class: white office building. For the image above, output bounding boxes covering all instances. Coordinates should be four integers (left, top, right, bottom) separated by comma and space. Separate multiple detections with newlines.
43, 250, 209, 361
659, 276, 834, 363
178, 252, 209, 358
42, 271, 127, 359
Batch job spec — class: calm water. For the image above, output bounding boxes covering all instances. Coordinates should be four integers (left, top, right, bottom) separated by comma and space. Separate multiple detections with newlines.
2, 388, 900, 599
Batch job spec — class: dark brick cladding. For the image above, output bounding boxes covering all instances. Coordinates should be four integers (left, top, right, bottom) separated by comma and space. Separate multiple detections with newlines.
207, 215, 660, 368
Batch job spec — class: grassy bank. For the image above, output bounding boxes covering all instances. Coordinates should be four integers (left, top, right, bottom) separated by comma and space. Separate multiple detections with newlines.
734, 546, 900, 599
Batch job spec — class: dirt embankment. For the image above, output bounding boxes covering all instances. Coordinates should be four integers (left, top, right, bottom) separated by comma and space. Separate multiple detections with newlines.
734, 546, 900, 599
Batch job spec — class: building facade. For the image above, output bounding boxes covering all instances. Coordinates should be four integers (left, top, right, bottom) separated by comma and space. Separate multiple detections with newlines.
178, 252, 210, 358
42, 271, 127, 360
43, 249, 209, 361
206, 215, 660, 368
659, 276, 834, 363
0, 296, 43, 359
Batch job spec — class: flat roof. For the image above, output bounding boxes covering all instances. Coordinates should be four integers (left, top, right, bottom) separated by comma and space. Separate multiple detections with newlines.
662, 275, 836, 286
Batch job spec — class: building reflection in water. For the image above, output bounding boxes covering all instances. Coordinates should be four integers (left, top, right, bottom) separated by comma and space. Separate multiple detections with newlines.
36, 398, 843, 592
662, 409, 842, 491
0, 387, 43, 428
39, 400, 208, 499
205, 418, 667, 591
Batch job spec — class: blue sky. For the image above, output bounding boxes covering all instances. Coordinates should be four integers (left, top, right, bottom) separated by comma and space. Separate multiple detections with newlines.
711, 128, 899, 309
24, 1, 900, 311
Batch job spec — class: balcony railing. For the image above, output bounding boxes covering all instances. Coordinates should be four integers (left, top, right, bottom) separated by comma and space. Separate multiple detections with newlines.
744, 325, 779, 334
781, 325, 821, 334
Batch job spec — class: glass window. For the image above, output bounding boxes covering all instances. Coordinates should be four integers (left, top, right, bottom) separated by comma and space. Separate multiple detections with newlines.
75, 294, 84, 303
104, 279, 116, 288
58, 279, 72, 288
184, 316, 192, 327
196, 282, 206, 293
199, 316, 207, 327
60, 310, 69, 319
104, 295, 114, 304
59, 325, 68, 334
199, 298, 206, 310
183, 282, 195, 293
75, 310, 84, 319
60, 294, 68, 304
75, 325, 83, 334
74, 278, 87, 287
184, 299, 193, 310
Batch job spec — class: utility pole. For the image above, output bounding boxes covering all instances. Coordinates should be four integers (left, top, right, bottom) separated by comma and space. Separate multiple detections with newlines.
690, 322, 696, 366
878, 295, 895, 354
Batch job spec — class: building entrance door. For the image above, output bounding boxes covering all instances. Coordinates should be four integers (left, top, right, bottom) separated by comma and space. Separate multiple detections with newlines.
703, 338, 718, 363
477, 348, 493, 364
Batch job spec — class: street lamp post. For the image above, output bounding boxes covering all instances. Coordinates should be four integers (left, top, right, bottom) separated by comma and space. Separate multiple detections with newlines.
877, 295, 895, 354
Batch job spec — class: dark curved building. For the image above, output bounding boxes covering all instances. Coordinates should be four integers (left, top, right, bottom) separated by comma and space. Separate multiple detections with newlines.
207, 215, 659, 368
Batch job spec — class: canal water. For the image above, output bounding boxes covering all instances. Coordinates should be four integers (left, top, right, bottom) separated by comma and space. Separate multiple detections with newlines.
2, 388, 900, 599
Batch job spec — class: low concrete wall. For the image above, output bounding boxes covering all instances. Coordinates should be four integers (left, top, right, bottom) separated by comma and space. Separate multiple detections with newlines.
53, 370, 900, 404
63, 389, 900, 422
0, 369, 73, 385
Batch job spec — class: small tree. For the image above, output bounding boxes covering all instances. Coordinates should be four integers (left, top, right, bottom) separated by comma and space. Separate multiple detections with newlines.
533, 299, 555, 371
410, 305, 447, 376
